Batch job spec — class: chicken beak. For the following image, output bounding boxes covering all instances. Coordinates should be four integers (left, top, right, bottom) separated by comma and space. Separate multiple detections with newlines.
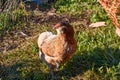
53, 26, 57, 29
53, 23, 61, 29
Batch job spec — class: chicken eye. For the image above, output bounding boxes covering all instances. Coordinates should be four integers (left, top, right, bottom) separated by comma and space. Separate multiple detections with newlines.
62, 28, 67, 32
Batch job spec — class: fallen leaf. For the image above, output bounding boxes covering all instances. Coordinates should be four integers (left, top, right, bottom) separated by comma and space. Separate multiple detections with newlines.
89, 22, 106, 28
47, 12, 56, 16
116, 27, 120, 37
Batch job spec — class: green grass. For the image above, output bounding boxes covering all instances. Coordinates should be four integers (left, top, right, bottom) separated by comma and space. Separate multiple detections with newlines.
0, 4, 29, 37
55, 0, 109, 23
1, 24, 120, 80
1, 0, 120, 80
76, 25, 120, 80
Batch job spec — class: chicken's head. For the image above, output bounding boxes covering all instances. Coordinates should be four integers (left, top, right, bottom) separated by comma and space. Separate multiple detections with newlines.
53, 21, 74, 36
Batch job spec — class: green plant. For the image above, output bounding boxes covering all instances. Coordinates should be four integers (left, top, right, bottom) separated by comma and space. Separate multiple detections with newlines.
0, 13, 13, 36
90, 4, 109, 22
0, 7, 28, 36
31, 43, 39, 54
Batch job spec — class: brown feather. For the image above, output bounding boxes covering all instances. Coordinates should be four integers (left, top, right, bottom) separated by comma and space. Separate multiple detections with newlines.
38, 21, 77, 69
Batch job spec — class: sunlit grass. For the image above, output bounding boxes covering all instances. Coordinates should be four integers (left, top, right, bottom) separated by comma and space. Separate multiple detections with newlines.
76, 25, 120, 80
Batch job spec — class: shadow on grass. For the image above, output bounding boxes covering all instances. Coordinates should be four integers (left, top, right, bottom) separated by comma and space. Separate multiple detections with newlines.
0, 47, 120, 80
56, 47, 120, 80
0, 51, 50, 80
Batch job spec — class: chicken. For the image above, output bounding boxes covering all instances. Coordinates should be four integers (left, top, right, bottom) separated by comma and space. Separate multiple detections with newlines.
37, 21, 77, 77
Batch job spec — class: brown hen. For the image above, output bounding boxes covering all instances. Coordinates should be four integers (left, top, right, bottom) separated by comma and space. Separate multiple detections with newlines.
37, 21, 77, 77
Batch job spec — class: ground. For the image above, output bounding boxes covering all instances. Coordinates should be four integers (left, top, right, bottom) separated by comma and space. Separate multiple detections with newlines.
0, 8, 90, 80
0, 1, 120, 80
